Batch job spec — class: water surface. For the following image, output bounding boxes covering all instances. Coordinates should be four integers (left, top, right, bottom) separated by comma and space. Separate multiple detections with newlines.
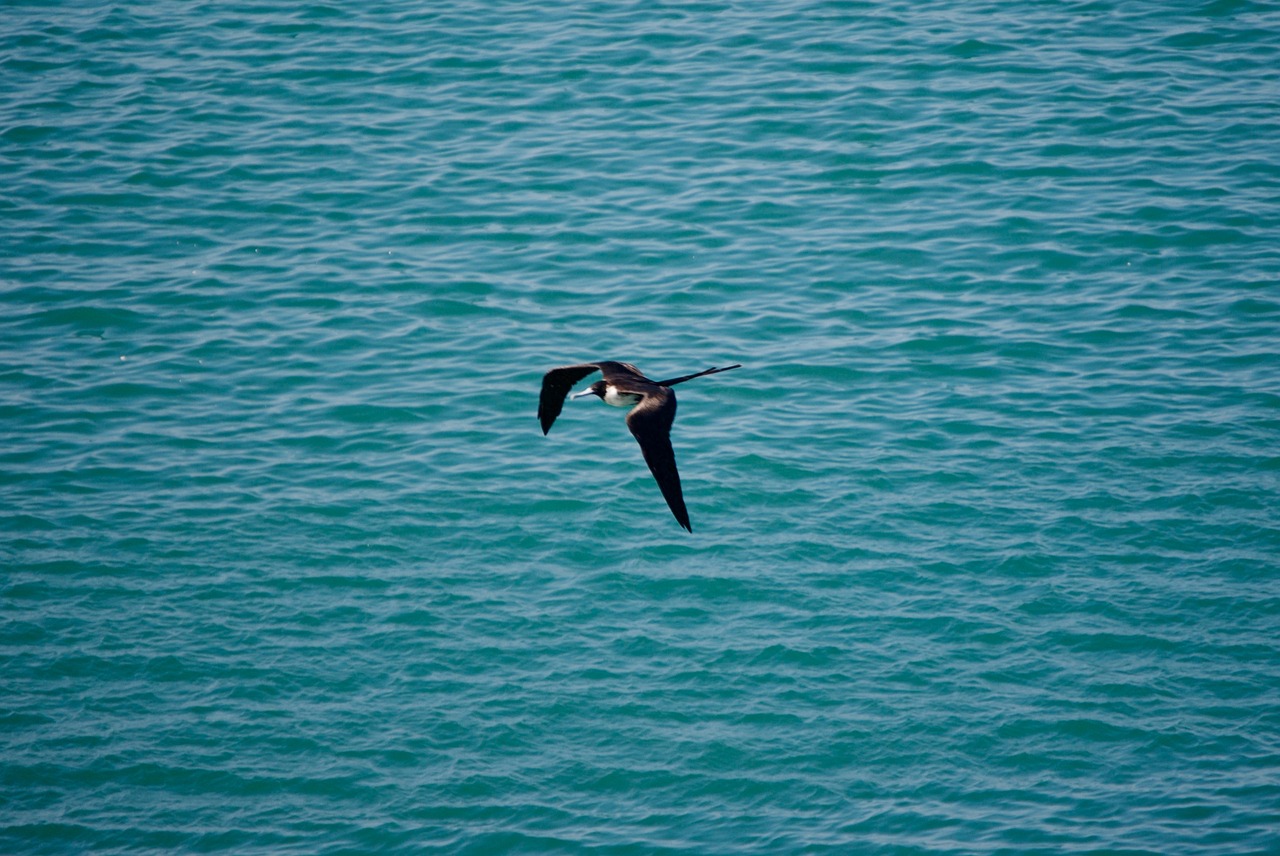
3, 1, 1279, 852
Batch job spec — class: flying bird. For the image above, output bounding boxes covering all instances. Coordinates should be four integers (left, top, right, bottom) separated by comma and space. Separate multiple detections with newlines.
538, 361, 742, 532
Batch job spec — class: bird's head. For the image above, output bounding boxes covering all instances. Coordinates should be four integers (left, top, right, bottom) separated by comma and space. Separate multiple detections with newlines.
571, 381, 608, 401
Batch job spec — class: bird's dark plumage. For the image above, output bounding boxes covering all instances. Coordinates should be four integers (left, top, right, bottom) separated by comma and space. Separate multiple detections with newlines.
538, 360, 741, 532
537, 363, 604, 436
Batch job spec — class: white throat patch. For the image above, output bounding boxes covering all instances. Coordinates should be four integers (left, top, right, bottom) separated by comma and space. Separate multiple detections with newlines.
603, 385, 642, 408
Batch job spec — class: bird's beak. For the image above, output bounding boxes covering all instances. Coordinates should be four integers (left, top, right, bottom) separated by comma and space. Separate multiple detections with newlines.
570, 389, 594, 400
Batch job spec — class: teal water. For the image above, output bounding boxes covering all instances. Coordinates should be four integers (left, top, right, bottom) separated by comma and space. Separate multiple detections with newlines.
4, 1, 1280, 852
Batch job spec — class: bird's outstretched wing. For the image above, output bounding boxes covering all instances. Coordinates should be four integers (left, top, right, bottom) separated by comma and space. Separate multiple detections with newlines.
651, 364, 743, 387
538, 364, 601, 434
625, 388, 691, 532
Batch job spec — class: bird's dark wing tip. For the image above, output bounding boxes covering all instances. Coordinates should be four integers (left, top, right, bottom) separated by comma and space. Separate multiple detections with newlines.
539, 363, 604, 435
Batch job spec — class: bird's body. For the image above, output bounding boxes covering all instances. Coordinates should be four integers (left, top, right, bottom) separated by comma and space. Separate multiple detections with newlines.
600, 384, 643, 408
538, 361, 742, 532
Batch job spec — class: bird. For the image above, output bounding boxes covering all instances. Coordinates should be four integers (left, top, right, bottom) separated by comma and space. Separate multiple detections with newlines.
538, 360, 742, 532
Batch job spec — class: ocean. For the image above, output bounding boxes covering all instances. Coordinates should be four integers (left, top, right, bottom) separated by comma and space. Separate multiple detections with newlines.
3, 1, 1279, 852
